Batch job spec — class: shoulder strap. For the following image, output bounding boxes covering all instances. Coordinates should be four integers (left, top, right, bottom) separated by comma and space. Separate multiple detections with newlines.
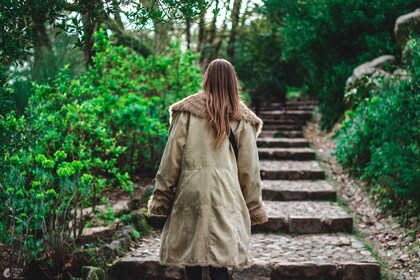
229, 128, 238, 161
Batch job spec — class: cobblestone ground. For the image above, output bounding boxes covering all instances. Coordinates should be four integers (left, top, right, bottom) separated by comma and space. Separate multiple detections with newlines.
111, 100, 384, 280
303, 117, 420, 280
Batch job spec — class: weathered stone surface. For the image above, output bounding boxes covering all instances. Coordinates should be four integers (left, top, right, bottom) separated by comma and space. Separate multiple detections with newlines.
395, 9, 420, 47
111, 233, 378, 279
262, 180, 336, 201
274, 131, 304, 138
232, 263, 272, 280
261, 118, 307, 125
260, 160, 325, 180
82, 226, 114, 238
323, 217, 353, 233
110, 258, 185, 280
255, 201, 352, 233
259, 148, 315, 160
289, 217, 323, 234
259, 110, 313, 120
257, 138, 310, 148
346, 55, 396, 86
262, 124, 304, 131
260, 130, 304, 138
82, 266, 105, 280
341, 263, 381, 280
271, 262, 337, 279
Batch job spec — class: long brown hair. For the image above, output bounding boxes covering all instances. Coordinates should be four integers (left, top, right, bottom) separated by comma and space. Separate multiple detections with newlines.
202, 59, 241, 148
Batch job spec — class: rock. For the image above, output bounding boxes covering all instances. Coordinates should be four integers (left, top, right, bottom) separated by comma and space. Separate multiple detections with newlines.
71, 248, 100, 275
101, 236, 130, 261
81, 266, 105, 280
128, 197, 142, 210
112, 200, 130, 215
289, 217, 322, 234
110, 259, 185, 280
130, 210, 152, 235
116, 225, 138, 241
395, 9, 420, 47
139, 185, 155, 208
233, 263, 271, 279
342, 263, 380, 280
346, 55, 396, 86
82, 226, 114, 238
271, 262, 337, 279
392, 68, 409, 80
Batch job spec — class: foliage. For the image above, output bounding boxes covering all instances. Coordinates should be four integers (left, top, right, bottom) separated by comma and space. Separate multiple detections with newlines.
0, 0, 209, 65
263, 0, 419, 129
335, 38, 420, 222
234, 19, 286, 98
0, 29, 202, 276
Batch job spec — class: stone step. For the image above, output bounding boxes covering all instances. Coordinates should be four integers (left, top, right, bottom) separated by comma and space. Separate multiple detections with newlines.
262, 180, 336, 201
253, 201, 352, 233
259, 110, 313, 120
258, 148, 316, 161
111, 233, 379, 280
284, 100, 318, 105
257, 138, 310, 148
260, 105, 315, 111
260, 100, 318, 106
260, 130, 304, 138
260, 160, 325, 180
260, 119, 307, 125
262, 124, 304, 131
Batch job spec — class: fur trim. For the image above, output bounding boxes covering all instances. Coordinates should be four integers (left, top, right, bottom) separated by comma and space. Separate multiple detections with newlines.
249, 205, 268, 225
169, 91, 263, 137
147, 195, 171, 216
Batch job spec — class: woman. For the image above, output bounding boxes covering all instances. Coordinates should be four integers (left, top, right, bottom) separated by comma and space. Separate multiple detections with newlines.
147, 58, 268, 280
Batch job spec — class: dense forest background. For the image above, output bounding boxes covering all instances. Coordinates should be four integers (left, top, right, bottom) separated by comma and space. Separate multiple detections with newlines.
1, 0, 419, 278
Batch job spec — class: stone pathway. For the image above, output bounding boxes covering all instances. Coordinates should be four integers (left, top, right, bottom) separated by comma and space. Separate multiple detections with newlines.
110, 100, 381, 279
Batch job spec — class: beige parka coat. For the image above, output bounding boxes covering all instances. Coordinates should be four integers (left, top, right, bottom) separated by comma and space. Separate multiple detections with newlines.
147, 91, 268, 271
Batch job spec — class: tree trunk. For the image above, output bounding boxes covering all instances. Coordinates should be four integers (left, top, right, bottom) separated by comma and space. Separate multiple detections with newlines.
79, 0, 103, 68
227, 0, 242, 64
112, 0, 124, 28
31, 8, 53, 82
198, 9, 206, 69
186, 16, 191, 50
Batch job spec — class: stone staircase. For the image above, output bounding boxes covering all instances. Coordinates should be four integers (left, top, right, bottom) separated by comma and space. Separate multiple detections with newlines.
110, 100, 381, 280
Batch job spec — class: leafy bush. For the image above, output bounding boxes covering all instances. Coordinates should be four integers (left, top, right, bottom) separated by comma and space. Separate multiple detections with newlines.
263, 0, 419, 129
0, 29, 202, 275
335, 38, 420, 222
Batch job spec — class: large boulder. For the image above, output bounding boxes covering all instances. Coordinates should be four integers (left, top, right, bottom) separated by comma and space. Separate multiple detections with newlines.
345, 55, 396, 110
346, 55, 396, 86
394, 9, 420, 47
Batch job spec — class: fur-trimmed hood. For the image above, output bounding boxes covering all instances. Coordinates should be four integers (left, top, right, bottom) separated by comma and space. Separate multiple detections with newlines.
169, 91, 263, 137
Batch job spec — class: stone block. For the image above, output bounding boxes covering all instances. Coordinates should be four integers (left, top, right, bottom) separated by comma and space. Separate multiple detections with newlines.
341, 263, 380, 280
323, 217, 353, 233
289, 217, 322, 233
272, 262, 337, 279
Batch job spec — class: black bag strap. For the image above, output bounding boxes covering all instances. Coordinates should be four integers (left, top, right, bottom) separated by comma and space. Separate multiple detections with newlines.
229, 127, 238, 161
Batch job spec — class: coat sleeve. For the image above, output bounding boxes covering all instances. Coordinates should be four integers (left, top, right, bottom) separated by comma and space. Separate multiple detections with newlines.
237, 121, 268, 225
147, 111, 189, 216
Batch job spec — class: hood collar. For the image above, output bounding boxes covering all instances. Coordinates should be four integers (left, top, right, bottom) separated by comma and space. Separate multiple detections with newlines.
169, 91, 263, 137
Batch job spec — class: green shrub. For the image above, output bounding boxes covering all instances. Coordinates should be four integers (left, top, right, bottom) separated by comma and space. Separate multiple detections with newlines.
264, 0, 419, 129
335, 38, 420, 222
0, 29, 201, 274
